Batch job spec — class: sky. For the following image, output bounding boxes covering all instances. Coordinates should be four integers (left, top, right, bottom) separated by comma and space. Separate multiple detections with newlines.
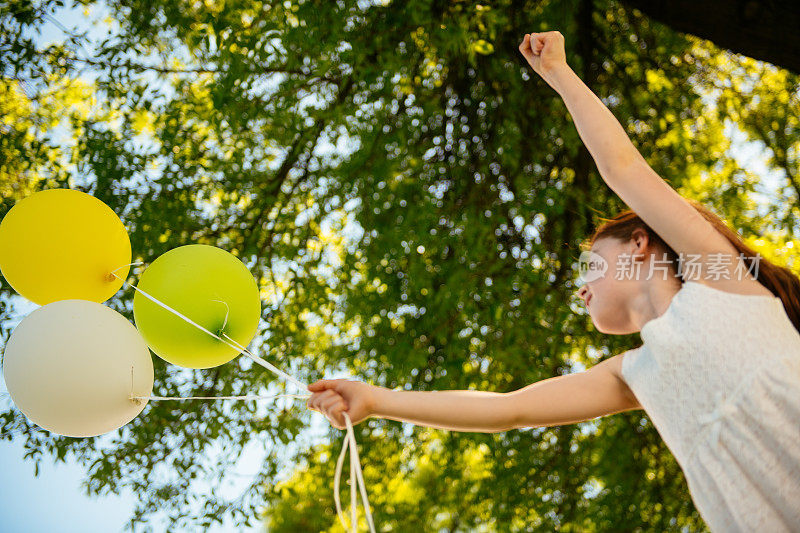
0, 1, 791, 532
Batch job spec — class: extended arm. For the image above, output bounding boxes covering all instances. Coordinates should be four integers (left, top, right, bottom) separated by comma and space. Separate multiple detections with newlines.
369, 351, 641, 433
506, 351, 641, 429
371, 387, 515, 433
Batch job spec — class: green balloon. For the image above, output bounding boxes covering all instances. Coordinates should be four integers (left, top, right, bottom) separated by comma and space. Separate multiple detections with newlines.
133, 244, 261, 369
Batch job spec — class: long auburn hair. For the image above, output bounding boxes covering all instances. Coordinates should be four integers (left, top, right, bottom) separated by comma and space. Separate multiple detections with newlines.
580, 198, 800, 334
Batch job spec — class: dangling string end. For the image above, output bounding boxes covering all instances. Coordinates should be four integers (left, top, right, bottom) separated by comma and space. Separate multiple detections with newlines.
129, 365, 144, 405
210, 299, 230, 332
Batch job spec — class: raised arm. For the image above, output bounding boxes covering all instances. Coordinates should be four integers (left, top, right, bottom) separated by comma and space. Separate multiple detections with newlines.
519, 32, 740, 271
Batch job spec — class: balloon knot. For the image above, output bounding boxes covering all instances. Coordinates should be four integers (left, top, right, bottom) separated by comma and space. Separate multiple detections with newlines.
105, 272, 116, 282
129, 394, 144, 406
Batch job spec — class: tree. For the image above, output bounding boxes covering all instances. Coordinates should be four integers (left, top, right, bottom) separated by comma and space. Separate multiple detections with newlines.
620, 0, 800, 75
2, 0, 798, 530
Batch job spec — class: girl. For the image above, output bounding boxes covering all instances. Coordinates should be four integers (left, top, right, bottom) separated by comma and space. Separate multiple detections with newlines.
306, 31, 800, 532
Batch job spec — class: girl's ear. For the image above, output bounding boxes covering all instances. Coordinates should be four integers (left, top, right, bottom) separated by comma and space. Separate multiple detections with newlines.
631, 228, 650, 253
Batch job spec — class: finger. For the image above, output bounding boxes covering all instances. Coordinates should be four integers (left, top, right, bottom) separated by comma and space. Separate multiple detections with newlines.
320, 389, 338, 401
307, 397, 319, 412
518, 33, 531, 54
307, 379, 329, 391
308, 390, 333, 411
309, 379, 344, 393
329, 404, 347, 428
310, 390, 333, 407
311, 390, 334, 403
323, 400, 346, 421
321, 396, 345, 413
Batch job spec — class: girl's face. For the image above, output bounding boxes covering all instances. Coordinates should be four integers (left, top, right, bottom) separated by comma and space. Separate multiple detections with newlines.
576, 234, 650, 334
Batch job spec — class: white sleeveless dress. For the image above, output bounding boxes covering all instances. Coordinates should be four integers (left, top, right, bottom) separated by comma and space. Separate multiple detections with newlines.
620, 280, 800, 532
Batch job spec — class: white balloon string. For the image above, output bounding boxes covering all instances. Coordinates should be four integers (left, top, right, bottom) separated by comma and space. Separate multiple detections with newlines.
210, 299, 230, 331
108, 261, 144, 282
334, 428, 351, 529
136, 394, 312, 401
110, 261, 375, 533
209, 301, 309, 393
221, 333, 307, 391
109, 267, 305, 390
126, 365, 312, 402
346, 412, 375, 532
351, 433, 358, 528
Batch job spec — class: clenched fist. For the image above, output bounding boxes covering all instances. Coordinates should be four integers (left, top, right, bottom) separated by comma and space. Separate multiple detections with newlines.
518, 31, 568, 87
306, 379, 378, 430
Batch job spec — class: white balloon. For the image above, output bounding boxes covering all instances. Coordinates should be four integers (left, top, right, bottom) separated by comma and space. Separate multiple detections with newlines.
3, 299, 154, 437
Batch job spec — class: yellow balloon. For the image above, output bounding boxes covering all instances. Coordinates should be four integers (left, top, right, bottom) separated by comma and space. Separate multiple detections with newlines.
133, 245, 261, 369
0, 188, 131, 305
